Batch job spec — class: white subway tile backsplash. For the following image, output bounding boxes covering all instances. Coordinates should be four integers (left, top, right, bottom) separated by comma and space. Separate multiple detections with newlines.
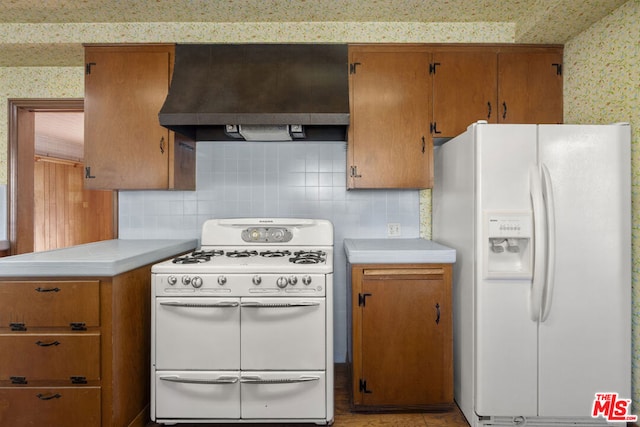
118, 140, 420, 361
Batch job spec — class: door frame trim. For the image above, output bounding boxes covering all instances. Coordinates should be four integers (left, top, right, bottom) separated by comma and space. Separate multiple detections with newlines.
7, 98, 118, 255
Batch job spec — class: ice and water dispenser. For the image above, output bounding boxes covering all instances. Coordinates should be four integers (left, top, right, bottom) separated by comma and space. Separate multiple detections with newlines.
484, 212, 533, 279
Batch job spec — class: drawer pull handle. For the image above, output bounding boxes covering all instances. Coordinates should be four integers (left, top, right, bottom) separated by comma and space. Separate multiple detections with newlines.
37, 393, 62, 401
241, 375, 320, 384
36, 340, 60, 347
160, 375, 238, 385
35, 287, 60, 293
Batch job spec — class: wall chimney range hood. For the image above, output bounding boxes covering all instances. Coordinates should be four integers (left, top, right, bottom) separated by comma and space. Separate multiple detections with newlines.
158, 44, 350, 141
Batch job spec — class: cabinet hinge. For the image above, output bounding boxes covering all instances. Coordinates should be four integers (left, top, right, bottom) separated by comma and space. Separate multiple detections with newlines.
552, 63, 562, 75
350, 166, 362, 178
85, 166, 96, 179
358, 293, 372, 306
85, 62, 96, 75
10, 376, 27, 384
430, 122, 442, 135
429, 62, 441, 74
9, 322, 26, 331
70, 322, 87, 331
71, 376, 88, 384
349, 62, 361, 74
359, 378, 373, 394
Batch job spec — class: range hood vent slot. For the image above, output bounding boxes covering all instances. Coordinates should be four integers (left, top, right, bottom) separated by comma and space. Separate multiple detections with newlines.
159, 44, 350, 141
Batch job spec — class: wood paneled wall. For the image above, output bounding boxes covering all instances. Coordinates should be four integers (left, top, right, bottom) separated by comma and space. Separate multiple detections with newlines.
33, 158, 113, 252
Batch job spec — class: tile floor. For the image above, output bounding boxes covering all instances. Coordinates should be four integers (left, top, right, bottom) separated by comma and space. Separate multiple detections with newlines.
147, 364, 470, 427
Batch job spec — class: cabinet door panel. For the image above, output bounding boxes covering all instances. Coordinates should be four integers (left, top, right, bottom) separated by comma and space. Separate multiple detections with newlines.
432, 51, 498, 137
349, 48, 431, 189
85, 48, 171, 189
360, 275, 449, 406
498, 51, 563, 124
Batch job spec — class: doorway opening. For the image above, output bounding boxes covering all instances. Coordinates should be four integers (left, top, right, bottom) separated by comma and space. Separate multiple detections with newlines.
8, 99, 117, 255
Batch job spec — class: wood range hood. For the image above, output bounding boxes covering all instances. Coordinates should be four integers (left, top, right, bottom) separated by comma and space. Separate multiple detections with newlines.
158, 43, 350, 142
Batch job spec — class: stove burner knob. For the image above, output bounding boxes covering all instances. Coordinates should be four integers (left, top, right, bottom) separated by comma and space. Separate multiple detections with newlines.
252, 275, 262, 286
276, 276, 288, 288
167, 275, 178, 286
288, 276, 298, 286
181, 276, 191, 286
217, 276, 227, 286
192, 276, 203, 288
302, 275, 312, 286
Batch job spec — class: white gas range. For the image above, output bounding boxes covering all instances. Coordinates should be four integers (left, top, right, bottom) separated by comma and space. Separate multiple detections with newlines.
150, 218, 334, 425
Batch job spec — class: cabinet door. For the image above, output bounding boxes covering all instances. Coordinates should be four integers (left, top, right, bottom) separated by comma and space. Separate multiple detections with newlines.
498, 51, 563, 124
353, 267, 452, 407
84, 46, 173, 189
348, 47, 432, 189
432, 51, 498, 137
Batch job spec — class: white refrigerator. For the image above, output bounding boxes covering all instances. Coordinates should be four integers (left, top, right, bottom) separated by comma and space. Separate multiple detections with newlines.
432, 122, 632, 426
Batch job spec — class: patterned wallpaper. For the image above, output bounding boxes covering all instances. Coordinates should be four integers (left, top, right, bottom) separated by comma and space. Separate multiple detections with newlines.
564, 0, 640, 412
0, 0, 638, 414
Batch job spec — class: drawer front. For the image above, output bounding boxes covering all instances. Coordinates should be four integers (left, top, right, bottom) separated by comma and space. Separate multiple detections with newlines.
0, 334, 100, 381
0, 281, 100, 329
0, 386, 100, 427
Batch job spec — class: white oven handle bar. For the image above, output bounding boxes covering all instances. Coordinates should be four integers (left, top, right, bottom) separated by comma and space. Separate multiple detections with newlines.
240, 301, 320, 308
240, 375, 320, 384
159, 301, 240, 308
159, 375, 239, 384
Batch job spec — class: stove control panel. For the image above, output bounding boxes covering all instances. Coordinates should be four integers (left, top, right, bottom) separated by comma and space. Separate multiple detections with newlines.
154, 273, 326, 296
241, 227, 293, 243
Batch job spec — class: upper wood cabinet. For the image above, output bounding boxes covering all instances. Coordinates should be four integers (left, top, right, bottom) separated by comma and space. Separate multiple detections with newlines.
431, 46, 563, 138
84, 45, 195, 190
348, 44, 563, 189
497, 50, 563, 125
348, 45, 433, 189
431, 50, 498, 137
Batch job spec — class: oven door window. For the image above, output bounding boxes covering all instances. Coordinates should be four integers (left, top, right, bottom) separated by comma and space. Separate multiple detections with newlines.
240, 297, 325, 370
155, 297, 240, 370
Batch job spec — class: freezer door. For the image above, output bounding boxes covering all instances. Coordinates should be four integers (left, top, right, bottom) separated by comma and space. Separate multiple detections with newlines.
537, 124, 631, 416
474, 124, 539, 416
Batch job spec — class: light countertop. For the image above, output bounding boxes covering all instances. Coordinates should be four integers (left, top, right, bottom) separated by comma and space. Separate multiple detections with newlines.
344, 238, 456, 264
0, 239, 198, 277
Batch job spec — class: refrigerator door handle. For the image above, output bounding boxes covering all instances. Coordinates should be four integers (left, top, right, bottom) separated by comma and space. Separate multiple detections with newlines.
529, 164, 547, 322
540, 164, 556, 322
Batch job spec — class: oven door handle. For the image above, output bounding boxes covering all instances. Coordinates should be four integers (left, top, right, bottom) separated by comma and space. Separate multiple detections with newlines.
241, 301, 320, 308
159, 301, 239, 308
159, 375, 239, 384
240, 375, 320, 384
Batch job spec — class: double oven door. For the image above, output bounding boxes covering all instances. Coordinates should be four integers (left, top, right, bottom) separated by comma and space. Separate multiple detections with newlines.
152, 295, 327, 421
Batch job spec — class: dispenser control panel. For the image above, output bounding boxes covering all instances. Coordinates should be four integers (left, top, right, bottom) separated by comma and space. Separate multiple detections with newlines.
487, 215, 532, 238
484, 211, 533, 280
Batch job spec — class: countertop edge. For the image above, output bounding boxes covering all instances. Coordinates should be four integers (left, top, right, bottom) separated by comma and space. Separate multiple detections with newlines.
0, 239, 198, 277
343, 238, 457, 264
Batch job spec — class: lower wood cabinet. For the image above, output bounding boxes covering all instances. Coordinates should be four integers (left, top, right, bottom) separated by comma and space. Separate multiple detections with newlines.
349, 263, 453, 411
0, 266, 153, 426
